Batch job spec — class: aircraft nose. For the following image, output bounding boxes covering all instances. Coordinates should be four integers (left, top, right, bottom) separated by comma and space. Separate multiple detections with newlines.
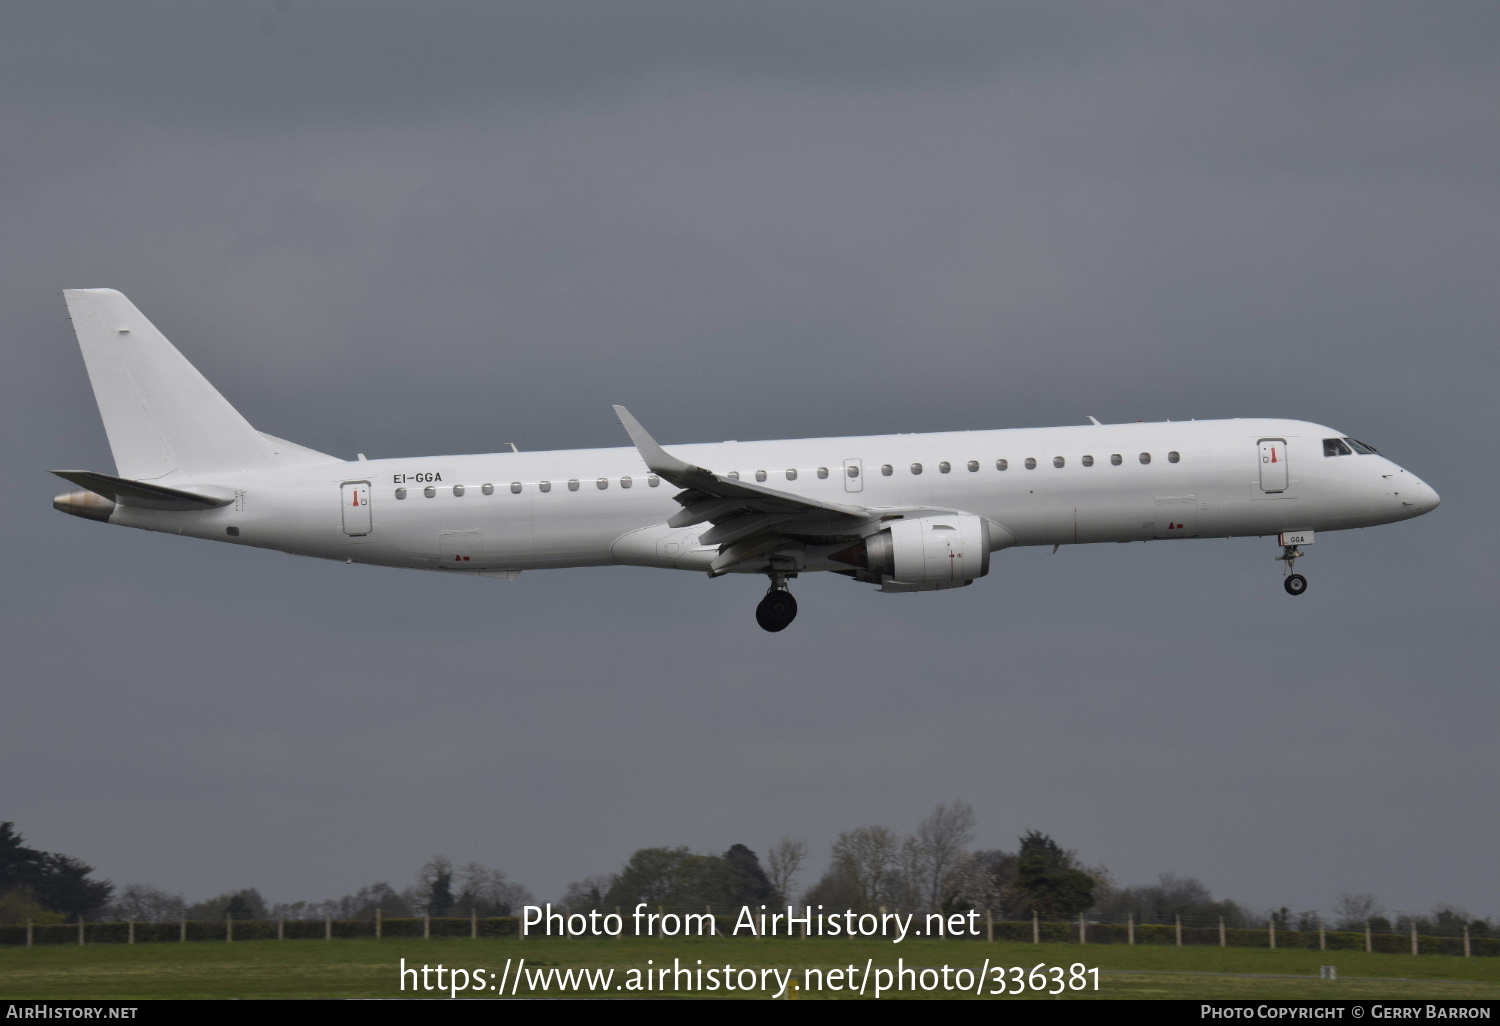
1416, 479, 1440, 513
1404, 475, 1440, 515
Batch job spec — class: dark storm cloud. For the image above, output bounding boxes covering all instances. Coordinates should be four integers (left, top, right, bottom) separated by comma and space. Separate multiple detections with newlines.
2, 1, 1130, 128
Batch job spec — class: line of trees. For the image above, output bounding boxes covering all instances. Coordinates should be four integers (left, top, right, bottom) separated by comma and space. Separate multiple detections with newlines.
95, 857, 534, 924
555, 802, 1495, 938
0, 828, 534, 926
4, 814, 1491, 939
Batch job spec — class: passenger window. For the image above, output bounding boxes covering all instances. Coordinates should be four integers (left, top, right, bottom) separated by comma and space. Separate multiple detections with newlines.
881, 464, 893, 476
621, 476, 632, 489
786, 469, 797, 481
1139, 452, 1151, 464
1323, 438, 1352, 457
424, 486, 436, 498
755, 470, 767, 482
1081, 455, 1094, 468
847, 465, 860, 478
1053, 456, 1065, 468
596, 477, 608, 489
453, 484, 465, 497
967, 460, 979, 472
728, 471, 740, 480
482, 483, 494, 495
996, 459, 1008, 471
1024, 458, 1037, 470
939, 461, 951, 473
395, 487, 407, 500
568, 479, 579, 491
511, 482, 522, 494
539, 480, 551, 493
1168, 450, 1180, 463
817, 467, 829, 479
1110, 454, 1122, 466
910, 463, 923, 475
647, 474, 660, 487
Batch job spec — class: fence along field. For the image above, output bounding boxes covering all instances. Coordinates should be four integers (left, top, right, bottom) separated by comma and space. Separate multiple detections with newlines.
3, 909, 1495, 958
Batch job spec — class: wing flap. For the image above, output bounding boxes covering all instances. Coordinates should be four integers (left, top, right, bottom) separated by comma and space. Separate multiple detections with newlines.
669, 497, 756, 529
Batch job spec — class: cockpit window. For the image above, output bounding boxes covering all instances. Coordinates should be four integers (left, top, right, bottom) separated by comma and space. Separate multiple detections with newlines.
1343, 437, 1378, 454
1323, 438, 1353, 457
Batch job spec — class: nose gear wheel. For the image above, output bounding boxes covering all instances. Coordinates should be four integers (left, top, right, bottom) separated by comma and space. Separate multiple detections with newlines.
1275, 544, 1308, 596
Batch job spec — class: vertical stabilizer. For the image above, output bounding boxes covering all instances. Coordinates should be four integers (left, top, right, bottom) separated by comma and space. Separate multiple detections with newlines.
63, 289, 330, 480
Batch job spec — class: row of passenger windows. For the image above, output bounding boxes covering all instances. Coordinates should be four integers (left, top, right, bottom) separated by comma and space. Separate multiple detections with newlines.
727, 451, 1182, 482
396, 474, 662, 499
393, 450, 1185, 498
876, 451, 1179, 475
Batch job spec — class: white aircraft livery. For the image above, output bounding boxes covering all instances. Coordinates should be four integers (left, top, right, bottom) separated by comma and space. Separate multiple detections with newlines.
52, 289, 1440, 631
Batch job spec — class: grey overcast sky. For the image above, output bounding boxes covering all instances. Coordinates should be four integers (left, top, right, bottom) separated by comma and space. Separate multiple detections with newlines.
3, 2, 1495, 920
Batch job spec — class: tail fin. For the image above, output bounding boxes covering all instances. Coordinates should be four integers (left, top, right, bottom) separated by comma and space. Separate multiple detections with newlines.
63, 289, 335, 480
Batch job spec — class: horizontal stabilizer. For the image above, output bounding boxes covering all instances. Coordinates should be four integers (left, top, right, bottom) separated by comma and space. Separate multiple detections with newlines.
51, 470, 233, 511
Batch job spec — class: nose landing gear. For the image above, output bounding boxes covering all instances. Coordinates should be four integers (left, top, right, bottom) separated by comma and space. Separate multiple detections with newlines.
1275, 543, 1308, 596
755, 572, 798, 632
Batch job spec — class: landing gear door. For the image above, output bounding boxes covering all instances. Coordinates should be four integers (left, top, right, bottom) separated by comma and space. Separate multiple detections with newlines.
1258, 439, 1288, 493
341, 481, 372, 536
843, 458, 863, 493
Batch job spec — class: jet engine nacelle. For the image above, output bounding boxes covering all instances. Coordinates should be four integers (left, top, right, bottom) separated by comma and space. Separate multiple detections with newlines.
833, 514, 992, 592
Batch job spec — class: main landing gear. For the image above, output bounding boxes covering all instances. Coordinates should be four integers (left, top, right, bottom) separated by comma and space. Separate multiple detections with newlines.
755, 573, 798, 632
1275, 543, 1308, 596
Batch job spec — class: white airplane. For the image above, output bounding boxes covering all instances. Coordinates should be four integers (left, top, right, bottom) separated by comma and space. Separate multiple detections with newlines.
52, 289, 1440, 631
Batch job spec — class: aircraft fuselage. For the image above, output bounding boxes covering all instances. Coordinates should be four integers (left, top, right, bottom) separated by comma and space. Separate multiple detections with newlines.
102, 418, 1436, 576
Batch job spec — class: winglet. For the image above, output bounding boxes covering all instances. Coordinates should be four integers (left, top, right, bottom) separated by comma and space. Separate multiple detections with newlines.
611, 404, 872, 523
612, 405, 701, 480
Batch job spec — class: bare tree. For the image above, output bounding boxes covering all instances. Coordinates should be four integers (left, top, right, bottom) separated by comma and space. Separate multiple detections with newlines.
560, 875, 615, 911
830, 826, 899, 909
101, 884, 186, 922
454, 861, 532, 916
890, 835, 927, 911
941, 851, 1003, 913
765, 838, 806, 905
1331, 892, 1384, 931
916, 800, 976, 911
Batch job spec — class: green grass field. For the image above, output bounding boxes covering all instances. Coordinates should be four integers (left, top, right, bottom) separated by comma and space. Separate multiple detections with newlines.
3, 936, 1498, 999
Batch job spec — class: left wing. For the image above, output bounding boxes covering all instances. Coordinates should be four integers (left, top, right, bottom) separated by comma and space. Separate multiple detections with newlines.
613, 406, 875, 575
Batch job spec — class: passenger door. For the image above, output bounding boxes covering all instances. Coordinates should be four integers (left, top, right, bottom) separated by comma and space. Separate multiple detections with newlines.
1258, 439, 1288, 493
